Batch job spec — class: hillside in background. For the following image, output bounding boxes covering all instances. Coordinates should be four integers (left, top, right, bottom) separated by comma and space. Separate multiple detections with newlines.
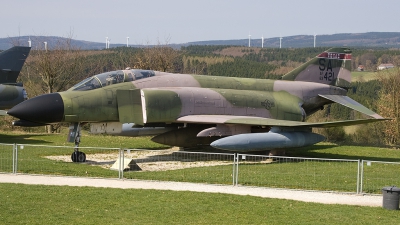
189, 32, 400, 48
1, 32, 400, 50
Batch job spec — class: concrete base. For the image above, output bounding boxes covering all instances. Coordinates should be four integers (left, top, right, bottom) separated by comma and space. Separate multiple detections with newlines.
110, 158, 141, 171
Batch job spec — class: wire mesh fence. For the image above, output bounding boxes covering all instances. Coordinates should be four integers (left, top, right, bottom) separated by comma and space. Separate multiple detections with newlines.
236, 154, 360, 193
0, 144, 14, 173
361, 160, 400, 194
14, 144, 120, 178
1, 143, 399, 194
121, 150, 236, 185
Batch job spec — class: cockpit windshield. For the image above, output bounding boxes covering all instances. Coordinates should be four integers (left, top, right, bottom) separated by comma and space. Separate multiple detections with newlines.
68, 69, 155, 91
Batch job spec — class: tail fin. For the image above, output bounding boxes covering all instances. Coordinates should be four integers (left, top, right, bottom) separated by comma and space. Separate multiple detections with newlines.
0, 46, 31, 84
281, 47, 352, 89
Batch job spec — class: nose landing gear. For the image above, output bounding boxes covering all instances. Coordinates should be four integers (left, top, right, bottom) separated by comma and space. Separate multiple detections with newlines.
68, 123, 86, 163
71, 151, 86, 163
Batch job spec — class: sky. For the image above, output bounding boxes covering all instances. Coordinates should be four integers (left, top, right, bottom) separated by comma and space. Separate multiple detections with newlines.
2, 0, 400, 45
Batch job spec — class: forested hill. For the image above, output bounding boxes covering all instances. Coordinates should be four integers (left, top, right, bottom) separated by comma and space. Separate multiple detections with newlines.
1, 32, 400, 50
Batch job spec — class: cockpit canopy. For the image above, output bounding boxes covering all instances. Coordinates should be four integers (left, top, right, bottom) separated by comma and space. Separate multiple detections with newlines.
68, 69, 155, 91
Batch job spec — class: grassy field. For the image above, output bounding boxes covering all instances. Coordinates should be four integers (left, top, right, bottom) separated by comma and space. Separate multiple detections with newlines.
1, 131, 400, 193
1, 183, 400, 224
351, 71, 377, 82
1, 131, 400, 223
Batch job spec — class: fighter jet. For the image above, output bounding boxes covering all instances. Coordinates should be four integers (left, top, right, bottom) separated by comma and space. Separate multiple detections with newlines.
0, 46, 31, 112
8, 47, 386, 162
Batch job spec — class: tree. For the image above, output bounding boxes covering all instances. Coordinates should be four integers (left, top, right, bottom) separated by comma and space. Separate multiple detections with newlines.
23, 37, 88, 95
376, 68, 400, 145
20, 35, 90, 132
133, 40, 179, 72
359, 53, 377, 71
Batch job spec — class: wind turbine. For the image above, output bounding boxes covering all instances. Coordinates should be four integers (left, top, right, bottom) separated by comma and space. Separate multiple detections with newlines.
314, 33, 317, 48
261, 35, 264, 48
279, 36, 283, 48
127, 37, 129, 47
248, 34, 251, 47
44, 42, 47, 52
105, 37, 108, 49
28, 37, 31, 47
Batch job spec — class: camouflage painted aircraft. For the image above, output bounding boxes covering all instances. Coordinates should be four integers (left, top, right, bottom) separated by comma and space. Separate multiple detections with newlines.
0, 46, 31, 114
8, 47, 386, 162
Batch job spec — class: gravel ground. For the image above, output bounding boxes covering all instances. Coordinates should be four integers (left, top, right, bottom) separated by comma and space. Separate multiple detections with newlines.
45, 150, 233, 171
0, 173, 382, 207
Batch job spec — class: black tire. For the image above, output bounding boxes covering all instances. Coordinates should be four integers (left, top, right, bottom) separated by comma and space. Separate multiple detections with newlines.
71, 151, 86, 162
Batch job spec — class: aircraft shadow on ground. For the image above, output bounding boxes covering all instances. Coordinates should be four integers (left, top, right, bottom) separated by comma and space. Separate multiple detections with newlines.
0, 134, 52, 145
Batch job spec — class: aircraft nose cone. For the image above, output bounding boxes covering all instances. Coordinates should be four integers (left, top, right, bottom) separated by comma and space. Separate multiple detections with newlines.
8, 93, 64, 124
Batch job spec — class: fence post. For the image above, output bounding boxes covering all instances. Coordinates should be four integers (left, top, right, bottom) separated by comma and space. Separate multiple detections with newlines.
359, 160, 364, 194
357, 159, 360, 194
122, 149, 124, 179
232, 153, 235, 186
12, 144, 16, 174
235, 153, 239, 186
118, 148, 124, 179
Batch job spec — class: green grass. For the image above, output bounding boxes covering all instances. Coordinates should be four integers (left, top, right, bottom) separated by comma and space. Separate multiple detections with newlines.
1, 183, 399, 225
0, 131, 169, 178
351, 71, 377, 82
362, 162, 400, 193
238, 160, 359, 191
287, 143, 400, 162
1, 132, 400, 223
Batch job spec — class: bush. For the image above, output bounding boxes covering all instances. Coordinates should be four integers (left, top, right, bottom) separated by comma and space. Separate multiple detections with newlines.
322, 127, 346, 142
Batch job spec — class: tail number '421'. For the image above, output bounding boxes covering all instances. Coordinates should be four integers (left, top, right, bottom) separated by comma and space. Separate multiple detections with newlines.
319, 71, 334, 81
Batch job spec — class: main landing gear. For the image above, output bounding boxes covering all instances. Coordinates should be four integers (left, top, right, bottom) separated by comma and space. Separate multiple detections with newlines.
68, 123, 86, 162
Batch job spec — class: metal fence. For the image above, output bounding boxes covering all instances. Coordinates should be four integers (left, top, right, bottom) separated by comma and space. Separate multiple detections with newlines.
16, 144, 122, 178
360, 160, 400, 193
121, 149, 235, 185
0, 143, 399, 194
235, 154, 360, 193
0, 143, 14, 173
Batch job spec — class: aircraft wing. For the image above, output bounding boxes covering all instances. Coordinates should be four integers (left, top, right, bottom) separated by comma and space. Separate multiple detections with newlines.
177, 115, 388, 128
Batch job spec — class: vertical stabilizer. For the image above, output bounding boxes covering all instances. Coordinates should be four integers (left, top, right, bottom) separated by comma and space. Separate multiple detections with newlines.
0, 46, 31, 84
281, 47, 352, 89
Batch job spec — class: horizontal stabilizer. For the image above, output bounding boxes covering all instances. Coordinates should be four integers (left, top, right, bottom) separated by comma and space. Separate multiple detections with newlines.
319, 94, 383, 119
177, 115, 388, 128
0, 46, 31, 84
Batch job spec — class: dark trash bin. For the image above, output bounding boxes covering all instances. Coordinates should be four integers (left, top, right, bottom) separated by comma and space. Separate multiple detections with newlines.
382, 186, 400, 210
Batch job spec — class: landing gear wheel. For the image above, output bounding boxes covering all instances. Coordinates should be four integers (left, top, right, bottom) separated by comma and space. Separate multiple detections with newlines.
71, 151, 86, 162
